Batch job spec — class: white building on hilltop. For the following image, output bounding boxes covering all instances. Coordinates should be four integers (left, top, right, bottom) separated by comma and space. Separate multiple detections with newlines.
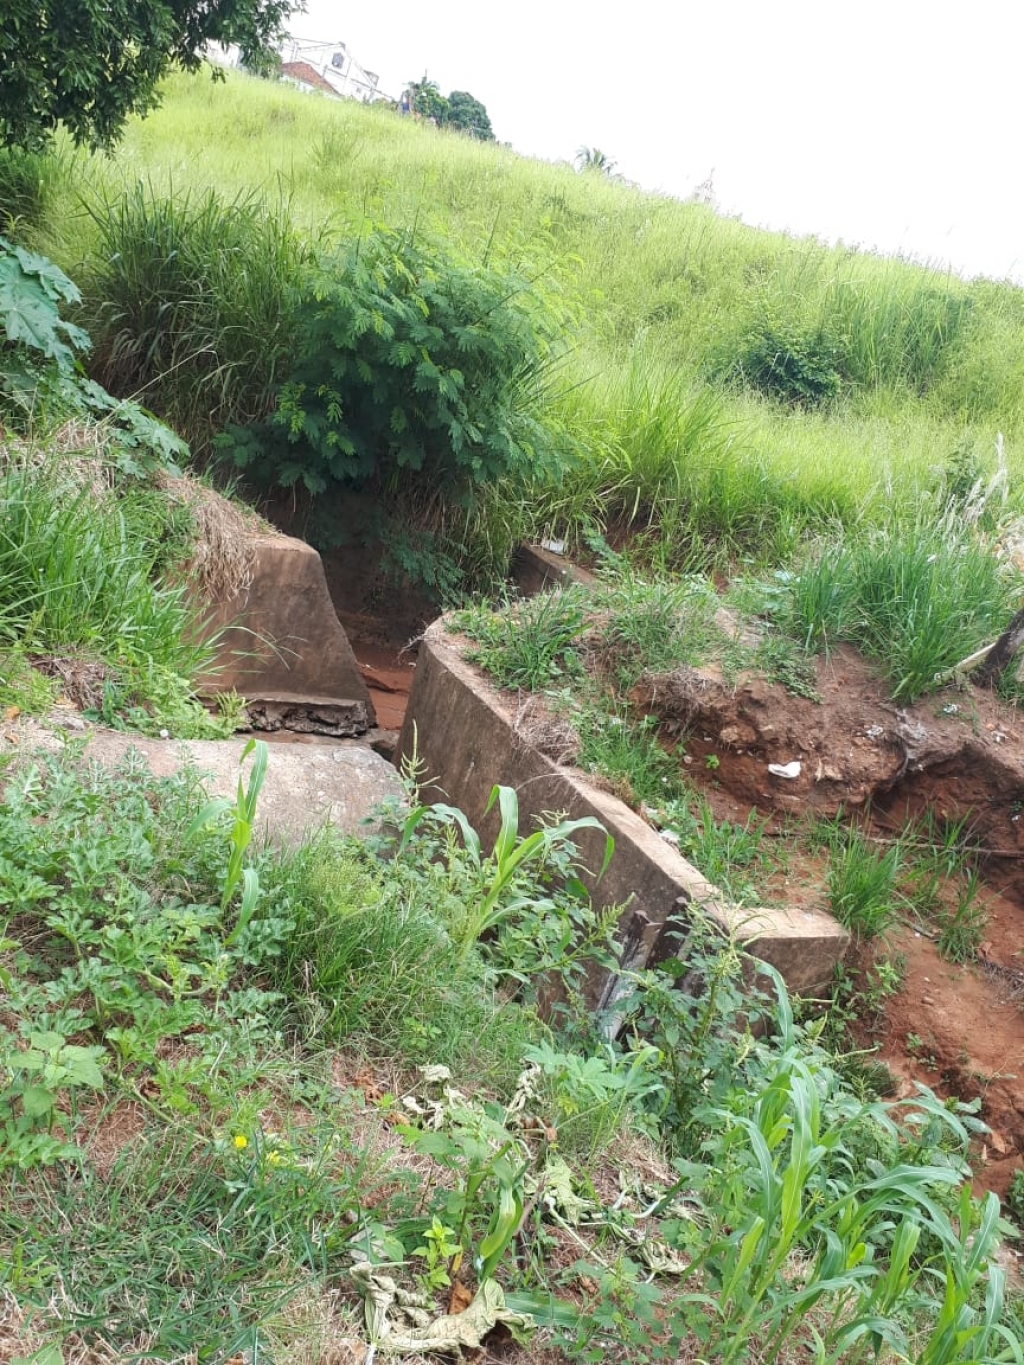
279, 38, 386, 103
205, 36, 391, 105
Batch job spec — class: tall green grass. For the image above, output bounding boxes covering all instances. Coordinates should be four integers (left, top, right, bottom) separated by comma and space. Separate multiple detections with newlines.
0, 453, 208, 677
84, 183, 310, 453
787, 513, 1020, 699
14, 67, 1024, 579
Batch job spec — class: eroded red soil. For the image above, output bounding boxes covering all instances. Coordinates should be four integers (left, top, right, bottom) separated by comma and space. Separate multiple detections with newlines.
637, 646, 1024, 1194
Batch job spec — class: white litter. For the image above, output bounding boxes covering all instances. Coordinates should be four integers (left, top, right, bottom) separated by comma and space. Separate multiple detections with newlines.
768, 761, 802, 780
541, 538, 566, 555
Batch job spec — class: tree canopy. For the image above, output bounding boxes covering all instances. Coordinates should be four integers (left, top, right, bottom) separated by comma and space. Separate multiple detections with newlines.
446, 91, 494, 142
0, 0, 296, 152
407, 77, 495, 141
575, 146, 617, 176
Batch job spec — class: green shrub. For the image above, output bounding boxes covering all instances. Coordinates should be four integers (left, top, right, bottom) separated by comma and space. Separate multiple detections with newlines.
0, 233, 189, 471
724, 306, 845, 407
223, 225, 571, 502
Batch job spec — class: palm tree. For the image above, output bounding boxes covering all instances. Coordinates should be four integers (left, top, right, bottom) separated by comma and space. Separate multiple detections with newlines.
575, 146, 617, 176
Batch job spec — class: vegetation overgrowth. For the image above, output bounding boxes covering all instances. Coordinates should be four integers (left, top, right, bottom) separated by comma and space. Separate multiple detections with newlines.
4, 59, 1024, 1363
4, 67, 1024, 593
3, 746, 1023, 1362
0, 233, 243, 735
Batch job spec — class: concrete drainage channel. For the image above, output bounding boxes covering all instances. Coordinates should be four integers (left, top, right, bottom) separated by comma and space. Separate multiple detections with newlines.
397, 621, 849, 1007
188, 516, 850, 1016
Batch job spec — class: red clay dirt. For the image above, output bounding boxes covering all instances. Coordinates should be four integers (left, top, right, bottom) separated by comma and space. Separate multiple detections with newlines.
632, 644, 1024, 1196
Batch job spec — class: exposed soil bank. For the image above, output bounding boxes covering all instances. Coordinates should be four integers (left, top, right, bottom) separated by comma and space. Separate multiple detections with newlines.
630, 646, 1024, 1197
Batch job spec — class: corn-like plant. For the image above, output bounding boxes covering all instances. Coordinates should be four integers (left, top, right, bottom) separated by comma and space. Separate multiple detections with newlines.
671, 967, 1020, 1365
397, 783, 613, 963
187, 738, 268, 944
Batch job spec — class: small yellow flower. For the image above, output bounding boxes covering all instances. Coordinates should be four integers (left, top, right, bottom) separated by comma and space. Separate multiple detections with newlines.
233, 1134, 248, 1150
266, 1150, 282, 1167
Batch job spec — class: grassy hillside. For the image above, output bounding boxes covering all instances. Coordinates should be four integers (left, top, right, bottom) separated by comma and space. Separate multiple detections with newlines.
7, 67, 1024, 575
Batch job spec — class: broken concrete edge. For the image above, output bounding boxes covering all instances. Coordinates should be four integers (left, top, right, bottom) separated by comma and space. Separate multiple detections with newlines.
398, 621, 849, 1005
7, 716, 406, 847
511, 543, 597, 596
245, 694, 374, 737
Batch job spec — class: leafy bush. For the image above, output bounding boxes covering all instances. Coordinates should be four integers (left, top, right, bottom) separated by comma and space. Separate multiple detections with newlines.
0, 233, 189, 472
724, 306, 846, 407
715, 261, 971, 410
223, 225, 570, 501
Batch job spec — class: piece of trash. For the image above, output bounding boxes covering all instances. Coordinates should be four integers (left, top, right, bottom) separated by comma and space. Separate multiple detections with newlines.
864, 724, 884, 740
768, 761, 801, 779
540, 539, 565, 555
159, 728, 170, 739
659, 829, 680, 846
351, 1263, 532, 1356
418, 1064, 452, 1085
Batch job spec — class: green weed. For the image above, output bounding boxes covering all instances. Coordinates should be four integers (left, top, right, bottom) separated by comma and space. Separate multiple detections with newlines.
935, 871, 987, 964
591, 570, 722, 687
787, 516, 1019, 700
0, 450, 223, 730
826, 824, 901, 937
452, 588, 587, 691
575, 708, 683, 808
398, 782, 613, 966
223, 223, 573, 503
655, 793, 770, 905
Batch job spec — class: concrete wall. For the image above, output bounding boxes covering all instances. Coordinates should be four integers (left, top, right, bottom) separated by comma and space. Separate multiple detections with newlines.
399, 623, 849, 1004
198, 533, 375, 732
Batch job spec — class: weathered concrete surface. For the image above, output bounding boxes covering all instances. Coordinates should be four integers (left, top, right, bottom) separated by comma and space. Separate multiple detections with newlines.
20, 718, 403, 845
512, 544, 597, 596
399, 623, 848, 999
198, 532, 376, 731
247, 694, 370, 738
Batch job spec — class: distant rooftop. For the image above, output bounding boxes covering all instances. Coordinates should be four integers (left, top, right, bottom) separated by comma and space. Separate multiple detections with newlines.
279, 60, 340, 97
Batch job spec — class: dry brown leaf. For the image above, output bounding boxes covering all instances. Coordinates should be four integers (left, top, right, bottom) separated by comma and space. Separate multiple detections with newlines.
448, 1280, 474, 1316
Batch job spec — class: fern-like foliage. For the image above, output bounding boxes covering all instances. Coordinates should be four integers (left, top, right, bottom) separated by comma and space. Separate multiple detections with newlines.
221, 226, 571, 500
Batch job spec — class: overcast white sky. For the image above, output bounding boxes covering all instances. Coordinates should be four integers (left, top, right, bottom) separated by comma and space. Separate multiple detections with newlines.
290, 1, 1024, 283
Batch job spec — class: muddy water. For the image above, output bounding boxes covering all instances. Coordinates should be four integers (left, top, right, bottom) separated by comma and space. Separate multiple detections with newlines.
354, 639, 415, 732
